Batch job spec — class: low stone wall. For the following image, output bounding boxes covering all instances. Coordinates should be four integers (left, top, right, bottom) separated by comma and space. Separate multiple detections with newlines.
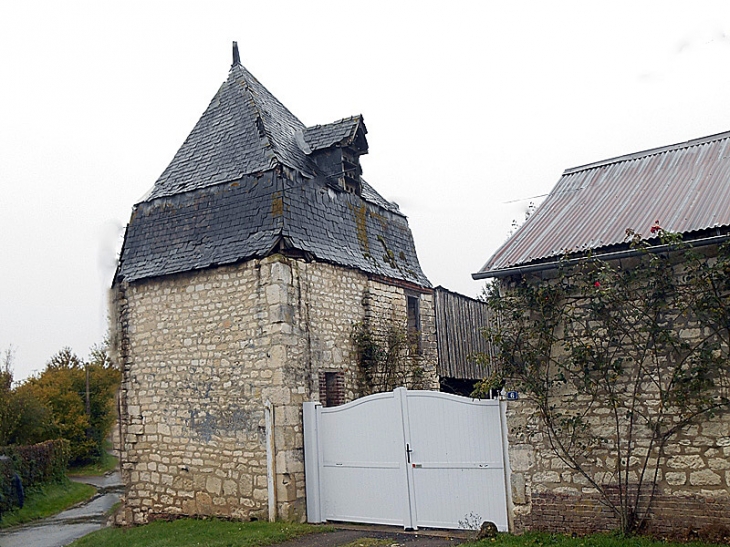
506, 397, 730, 536
517, 489, 730, 539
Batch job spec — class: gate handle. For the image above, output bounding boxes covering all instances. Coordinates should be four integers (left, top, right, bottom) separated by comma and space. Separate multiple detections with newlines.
406, 443, 413, 463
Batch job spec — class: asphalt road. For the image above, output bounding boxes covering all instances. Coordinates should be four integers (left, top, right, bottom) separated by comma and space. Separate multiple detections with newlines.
0, 472, 122, 547
0, 471, 470, 547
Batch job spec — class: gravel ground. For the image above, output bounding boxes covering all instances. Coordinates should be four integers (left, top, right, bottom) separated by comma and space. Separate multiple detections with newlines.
274, 525, 470, 547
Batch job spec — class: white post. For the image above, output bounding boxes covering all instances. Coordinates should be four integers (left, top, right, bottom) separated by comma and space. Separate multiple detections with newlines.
303, 402, 323, 523
395, 387, 417, 530
264, 399, 276, 522
499, 397, 514, 532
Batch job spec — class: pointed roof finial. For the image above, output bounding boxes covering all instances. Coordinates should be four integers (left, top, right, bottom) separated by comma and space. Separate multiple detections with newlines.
232, 41, 241, 68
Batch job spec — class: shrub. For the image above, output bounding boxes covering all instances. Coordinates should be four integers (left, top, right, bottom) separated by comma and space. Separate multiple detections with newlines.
0, 439, 70, 517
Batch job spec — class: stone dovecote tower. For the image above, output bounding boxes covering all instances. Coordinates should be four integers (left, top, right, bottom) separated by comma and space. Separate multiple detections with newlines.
111, 43, 437, 524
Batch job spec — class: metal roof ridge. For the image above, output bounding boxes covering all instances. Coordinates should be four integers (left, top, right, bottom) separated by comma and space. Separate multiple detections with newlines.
563, 129, 730, 175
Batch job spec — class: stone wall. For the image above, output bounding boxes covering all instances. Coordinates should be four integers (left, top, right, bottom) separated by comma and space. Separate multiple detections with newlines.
500, 260, 730, 537
111, 254, 437, 525
507, 396, 730, 536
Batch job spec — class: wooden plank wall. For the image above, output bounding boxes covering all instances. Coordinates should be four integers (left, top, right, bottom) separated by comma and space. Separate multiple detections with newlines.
434, 286, 495, 380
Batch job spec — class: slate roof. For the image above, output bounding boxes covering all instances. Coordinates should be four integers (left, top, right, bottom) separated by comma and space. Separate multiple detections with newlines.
146, 62, 314, 201
116, 52, 429, 288
301, 116, 364, 153
474, 130, 730, 278
119, 172, 283, 282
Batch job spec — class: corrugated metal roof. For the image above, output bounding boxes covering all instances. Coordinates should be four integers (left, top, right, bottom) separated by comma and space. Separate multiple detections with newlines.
475, 130, 730, 278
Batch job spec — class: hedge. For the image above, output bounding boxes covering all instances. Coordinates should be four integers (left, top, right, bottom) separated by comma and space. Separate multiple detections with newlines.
0, 439, 69, 516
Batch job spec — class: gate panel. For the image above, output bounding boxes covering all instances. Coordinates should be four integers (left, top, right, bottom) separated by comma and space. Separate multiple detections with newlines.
304, 388, 508, 531
312, 391, 411, 526
404, 391, 508, 531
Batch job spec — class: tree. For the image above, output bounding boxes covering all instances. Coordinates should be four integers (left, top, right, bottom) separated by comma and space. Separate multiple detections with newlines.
6, 389, 54, 445
477, 232, 730, 535
20, 346, 121, 465
84, 343, 121, 460
0, 346, 56, 447
0, 347, 17, 445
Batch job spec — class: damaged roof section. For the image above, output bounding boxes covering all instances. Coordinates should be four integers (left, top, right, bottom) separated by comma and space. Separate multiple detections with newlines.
116, 44, 430, 288
475, 130, 730, 278
118, 170, 429, 286
301, 116, 366, 153
118, 172, 284, 282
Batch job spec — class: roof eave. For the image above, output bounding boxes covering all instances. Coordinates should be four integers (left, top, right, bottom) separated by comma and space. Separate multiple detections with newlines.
472, 232, 730, 280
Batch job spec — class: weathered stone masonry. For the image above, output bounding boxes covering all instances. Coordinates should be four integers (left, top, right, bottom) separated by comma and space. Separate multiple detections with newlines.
507, 396, 730, 536
473, 128, 730, 536
112, 255, 437, 524
112, 48, 437, 525
500, 268, 730, 537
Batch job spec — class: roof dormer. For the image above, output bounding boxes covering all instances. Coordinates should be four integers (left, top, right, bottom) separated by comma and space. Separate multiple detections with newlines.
300, 116, 368, 195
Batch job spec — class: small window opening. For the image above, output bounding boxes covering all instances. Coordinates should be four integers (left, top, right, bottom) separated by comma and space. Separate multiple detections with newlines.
406, 294, 421, 353
343, 179, 359, 194
319, 371, 345, 407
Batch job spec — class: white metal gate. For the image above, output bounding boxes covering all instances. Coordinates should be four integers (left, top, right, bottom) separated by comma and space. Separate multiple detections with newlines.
303, 388, 510, 531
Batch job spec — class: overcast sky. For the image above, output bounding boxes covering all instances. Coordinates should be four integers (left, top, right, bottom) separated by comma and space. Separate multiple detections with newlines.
3, 1, 730, 382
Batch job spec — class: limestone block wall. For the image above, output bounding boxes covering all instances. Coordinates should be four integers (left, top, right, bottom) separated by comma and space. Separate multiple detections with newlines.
273, 259, 438, 403
491, 249, 730, 537
502, 327, 730, 535
112, 254, 437, 525
358, 276, 439, 393
507, 397, 730, 536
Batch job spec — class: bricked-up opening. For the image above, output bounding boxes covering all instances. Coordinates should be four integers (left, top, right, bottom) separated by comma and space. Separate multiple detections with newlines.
407, 294, 421, 354
319, 371, 345, 407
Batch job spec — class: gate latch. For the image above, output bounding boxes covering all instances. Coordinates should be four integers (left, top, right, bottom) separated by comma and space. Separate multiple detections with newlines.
405, 443, 413, 463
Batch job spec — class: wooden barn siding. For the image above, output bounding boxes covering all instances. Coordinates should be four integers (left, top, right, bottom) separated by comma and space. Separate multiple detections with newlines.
434, 287, 495, 380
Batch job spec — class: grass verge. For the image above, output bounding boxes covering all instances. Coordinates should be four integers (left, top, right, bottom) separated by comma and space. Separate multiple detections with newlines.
68, 519, 326, 547
0, 479, 96, 528
463, 531, 726, 547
